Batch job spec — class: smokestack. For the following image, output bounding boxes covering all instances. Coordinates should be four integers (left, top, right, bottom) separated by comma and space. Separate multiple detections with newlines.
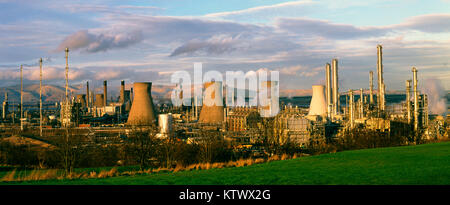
325, 63, 332, 118
39, 58, 43, 137
95, 94, 104, 107
199, 81, 224, 123
120, 80, 125, 103
20, 64, 23, 119
20, 64, 23, 131
360, 88, 364, 118
349, 89, 354, 128
412, 67, 419, 131
127, 82, 157, 126
369, 71, 374, 105
86, 81, 90, 108
406, 80, 412, 124
2, 92, 7, 120
308, 85, 327, 117
65, 48, 69, 103
103, 81, 107, 107
332, 59, 339, 115
377, 44, 385, 111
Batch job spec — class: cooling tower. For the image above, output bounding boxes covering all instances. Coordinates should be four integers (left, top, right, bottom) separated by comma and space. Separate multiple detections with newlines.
259, 81, 279, 118
308, 85, 327, 116
95, 94, 104, 107
127, 82, 157, 126
76, 94, 86, 108
199, 81, 224, 123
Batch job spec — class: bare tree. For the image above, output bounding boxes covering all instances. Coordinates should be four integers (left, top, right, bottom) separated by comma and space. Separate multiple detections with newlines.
124, 125, 159, 171
54, 128, 85, 175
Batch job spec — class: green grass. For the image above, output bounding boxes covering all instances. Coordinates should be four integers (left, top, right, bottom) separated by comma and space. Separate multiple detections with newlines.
2, 142, 450, 185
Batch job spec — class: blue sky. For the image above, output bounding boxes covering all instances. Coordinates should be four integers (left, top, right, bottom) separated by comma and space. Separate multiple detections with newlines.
0, 0, 449, 95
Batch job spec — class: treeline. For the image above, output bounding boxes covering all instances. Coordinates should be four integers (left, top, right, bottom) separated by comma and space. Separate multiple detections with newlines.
0, 127, 236, 173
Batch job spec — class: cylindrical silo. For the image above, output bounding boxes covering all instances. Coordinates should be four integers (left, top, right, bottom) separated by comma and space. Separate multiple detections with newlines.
158, 113, 173, 134
95, 94, 104, 107
127, 82, 157, 126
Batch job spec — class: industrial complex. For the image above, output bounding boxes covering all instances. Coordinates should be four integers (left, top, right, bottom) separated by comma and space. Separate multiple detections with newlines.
0, 45, 449, 155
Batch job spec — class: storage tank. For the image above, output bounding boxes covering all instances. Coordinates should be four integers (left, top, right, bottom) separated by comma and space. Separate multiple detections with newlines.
95, 94, 104, 107
158, 113, 173, 134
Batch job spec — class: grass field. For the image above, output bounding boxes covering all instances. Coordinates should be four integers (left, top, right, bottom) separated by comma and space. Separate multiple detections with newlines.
2, 142, 450, 185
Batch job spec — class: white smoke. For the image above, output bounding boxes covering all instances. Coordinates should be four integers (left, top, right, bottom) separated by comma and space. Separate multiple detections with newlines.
423, 79, 447, 115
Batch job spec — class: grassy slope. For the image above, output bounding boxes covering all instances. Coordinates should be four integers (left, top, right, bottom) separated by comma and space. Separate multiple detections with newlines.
4, 142, 450, 185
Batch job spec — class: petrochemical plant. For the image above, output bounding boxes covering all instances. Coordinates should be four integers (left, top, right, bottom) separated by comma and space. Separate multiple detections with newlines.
0, 45, 448, 152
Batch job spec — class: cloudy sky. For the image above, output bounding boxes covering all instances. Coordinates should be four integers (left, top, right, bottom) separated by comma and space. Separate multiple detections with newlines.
0, 0, 449, 93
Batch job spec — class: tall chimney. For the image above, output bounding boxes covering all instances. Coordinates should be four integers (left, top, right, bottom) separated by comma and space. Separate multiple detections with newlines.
3, 92, 8, 119
332, 59, 339, 115
20, 64, 23, 120
103, 80, 107, 107
65, 48, 69, 103
39, 58, 43, 137
86, 81, 90, 108
349, 89, 354, 128
359, 88, 364, 119
406, 80, 412, 124
120, 80, 125, 103
325, 63, 332, 119
377, 44, 385, 111
412, 67, 419, 131
369, 71, 374, 105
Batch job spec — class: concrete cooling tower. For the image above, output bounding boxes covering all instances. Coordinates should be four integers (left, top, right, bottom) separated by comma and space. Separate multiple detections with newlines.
95, 94, 104, 107
127, 82, 157, 126
199, 81, 224, 123
308, 85, 327, 116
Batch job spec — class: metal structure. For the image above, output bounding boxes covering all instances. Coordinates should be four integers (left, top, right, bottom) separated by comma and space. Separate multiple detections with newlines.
332, 58, 339, 115
412, 67, 419, 131
377, 44, 385, 111
406, 80, 412, 123
325, 63, 332, 119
